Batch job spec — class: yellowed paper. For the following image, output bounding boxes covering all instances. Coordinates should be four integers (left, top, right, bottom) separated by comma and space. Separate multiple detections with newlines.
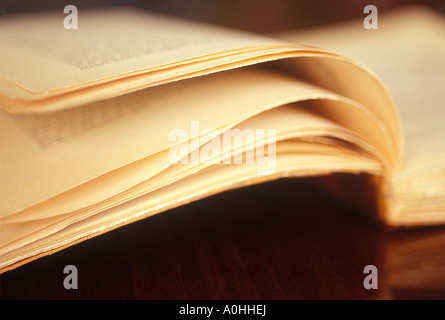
278, 5, 445, 226
1, 7, 419, 273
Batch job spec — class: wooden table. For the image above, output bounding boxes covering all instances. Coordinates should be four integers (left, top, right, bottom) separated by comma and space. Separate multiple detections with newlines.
2, 177, 445, 300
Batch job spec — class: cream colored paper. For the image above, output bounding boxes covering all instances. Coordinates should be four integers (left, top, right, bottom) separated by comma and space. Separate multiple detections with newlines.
278, 5, 445, 225
6, 7, 441, 273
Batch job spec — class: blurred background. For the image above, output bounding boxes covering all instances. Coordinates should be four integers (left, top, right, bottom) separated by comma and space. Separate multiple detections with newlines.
1, 0, 444, 33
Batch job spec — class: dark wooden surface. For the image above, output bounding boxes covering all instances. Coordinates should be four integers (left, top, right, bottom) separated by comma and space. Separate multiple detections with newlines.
2, 177, 445, 300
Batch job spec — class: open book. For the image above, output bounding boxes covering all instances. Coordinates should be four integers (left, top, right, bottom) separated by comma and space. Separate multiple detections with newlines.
1, 6, 444, 273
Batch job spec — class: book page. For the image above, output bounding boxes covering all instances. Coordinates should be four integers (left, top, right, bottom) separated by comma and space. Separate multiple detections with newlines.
0, 104, 384, 257
0, 8, 309, 113
1, 139, 382, 272
1, 7, 398, 115
278, 5, 445, 225
2, 66, 380, 219
0, 8, 284, 95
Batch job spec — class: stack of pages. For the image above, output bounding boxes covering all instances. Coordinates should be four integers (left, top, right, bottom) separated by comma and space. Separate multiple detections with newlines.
1, 6, 444, 272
